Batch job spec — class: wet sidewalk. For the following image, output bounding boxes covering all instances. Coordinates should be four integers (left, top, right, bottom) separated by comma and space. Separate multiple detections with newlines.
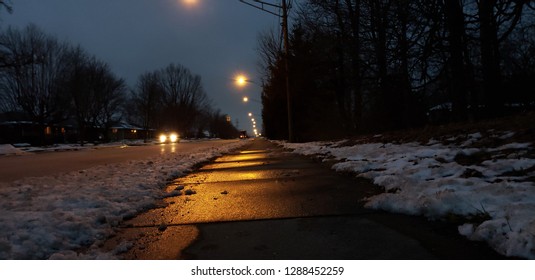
103, 139, 505, 259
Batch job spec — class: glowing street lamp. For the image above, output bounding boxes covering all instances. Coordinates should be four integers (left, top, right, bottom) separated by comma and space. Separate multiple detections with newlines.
182, 0, 199, 6
242, 96, 261, 104
234, 73, 260, 88
235, 74, 248, 88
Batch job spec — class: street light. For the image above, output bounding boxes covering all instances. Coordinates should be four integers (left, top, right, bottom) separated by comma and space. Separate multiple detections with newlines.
181, 0, 199, 8
242, 96, 261, 103
234, 73, 261, 87
245, 112, 262, 137
234, 74, 262, 107
239, 0, 294, 142
235, 74, 248, 88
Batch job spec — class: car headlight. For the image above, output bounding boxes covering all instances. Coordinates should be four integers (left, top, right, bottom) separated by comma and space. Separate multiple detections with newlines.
169, 134, 178, 143
159, 134, 167, 143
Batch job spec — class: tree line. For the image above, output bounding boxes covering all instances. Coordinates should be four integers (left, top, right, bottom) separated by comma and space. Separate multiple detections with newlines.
0, 24, 238, 145
127, 64, 239, 142
260, 0, 535, 141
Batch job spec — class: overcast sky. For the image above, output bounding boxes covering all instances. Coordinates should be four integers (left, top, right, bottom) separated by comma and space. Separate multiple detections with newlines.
1, 0, 284, 133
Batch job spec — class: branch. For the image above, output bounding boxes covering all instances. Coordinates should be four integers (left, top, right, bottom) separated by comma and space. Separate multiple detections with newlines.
0, 0, 13, 13
498, 1, 527, 43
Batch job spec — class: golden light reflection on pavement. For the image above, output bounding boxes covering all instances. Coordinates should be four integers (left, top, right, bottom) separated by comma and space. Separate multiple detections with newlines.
160, 144, 177, 155
106, 140, 507, 260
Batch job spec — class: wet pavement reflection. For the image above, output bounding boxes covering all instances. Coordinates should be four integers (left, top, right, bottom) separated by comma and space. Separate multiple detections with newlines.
126, 140, 377, 229
104, 139, 506, 260
159, 143, 177, 154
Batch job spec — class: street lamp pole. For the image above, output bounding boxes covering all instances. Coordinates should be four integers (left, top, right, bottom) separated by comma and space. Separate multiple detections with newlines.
238, 0, 294, 142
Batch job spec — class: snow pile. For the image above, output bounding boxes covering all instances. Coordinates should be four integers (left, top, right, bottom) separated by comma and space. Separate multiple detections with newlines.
0, 140, 154, 155
0, 144, 27, 156
0, 140, 247, 259
280, 133, 535, 259
5, 142, 139, 154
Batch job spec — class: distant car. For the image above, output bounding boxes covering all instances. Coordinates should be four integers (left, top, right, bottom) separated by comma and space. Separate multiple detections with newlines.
239, 131, 248, 139
159, 132, 179, 143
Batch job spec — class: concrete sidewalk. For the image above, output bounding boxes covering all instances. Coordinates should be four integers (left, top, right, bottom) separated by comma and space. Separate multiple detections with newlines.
103, 139, 505, 259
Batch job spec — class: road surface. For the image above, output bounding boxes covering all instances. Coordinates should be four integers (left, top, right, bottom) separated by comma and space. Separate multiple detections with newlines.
0, 140, 237, 183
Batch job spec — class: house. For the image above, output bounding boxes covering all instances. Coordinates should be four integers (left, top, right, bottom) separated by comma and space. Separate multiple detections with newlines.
109, 122, 153, 142
0, 112, 77, 145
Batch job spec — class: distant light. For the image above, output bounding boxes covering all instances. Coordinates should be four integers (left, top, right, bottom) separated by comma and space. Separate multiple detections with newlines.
243, 97, 249, 103
182, 0, 199, 6
235, 74, 248, 87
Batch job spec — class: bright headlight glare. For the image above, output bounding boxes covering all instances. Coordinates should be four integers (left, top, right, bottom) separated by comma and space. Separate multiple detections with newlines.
159, 135, 167, 143
170, 134, 178, 142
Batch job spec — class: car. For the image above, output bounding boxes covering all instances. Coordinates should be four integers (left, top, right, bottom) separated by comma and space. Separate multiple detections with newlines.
159, 132, 179, 143
239, 130, 248, 139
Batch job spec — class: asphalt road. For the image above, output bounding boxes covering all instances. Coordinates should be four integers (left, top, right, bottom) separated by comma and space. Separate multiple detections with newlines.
0, 140, 236, 182
102, 139, 507, 260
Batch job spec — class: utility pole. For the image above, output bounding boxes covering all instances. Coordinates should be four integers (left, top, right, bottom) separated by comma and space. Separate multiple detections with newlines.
238, 0, 294, 142
281, 0, 293, 143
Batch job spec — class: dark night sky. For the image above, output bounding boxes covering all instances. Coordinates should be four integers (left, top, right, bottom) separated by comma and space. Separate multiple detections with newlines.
2, 0, 282, 133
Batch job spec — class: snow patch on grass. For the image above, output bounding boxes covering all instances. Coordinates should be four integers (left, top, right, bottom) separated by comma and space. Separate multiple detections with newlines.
0, 140, 247, 259
279, 135, 535, 259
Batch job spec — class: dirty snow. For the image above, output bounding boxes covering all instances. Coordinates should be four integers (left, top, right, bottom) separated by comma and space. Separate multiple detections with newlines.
0, 144, 28, 156
0, 140, 247, 259
279, 132, 535, 259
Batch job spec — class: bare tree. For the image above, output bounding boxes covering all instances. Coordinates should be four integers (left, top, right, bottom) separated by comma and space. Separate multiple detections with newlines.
0, 24, 70, 144
268, 0, 535, 137
156, 63, 210, 137
257, 28, 282, 81
63, 46, 126, 144
93, 69, 126, 142
130, 71, 163, 142
444, 0, 468, 120
475, 0, 533, 115
0, 0, 14, 69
